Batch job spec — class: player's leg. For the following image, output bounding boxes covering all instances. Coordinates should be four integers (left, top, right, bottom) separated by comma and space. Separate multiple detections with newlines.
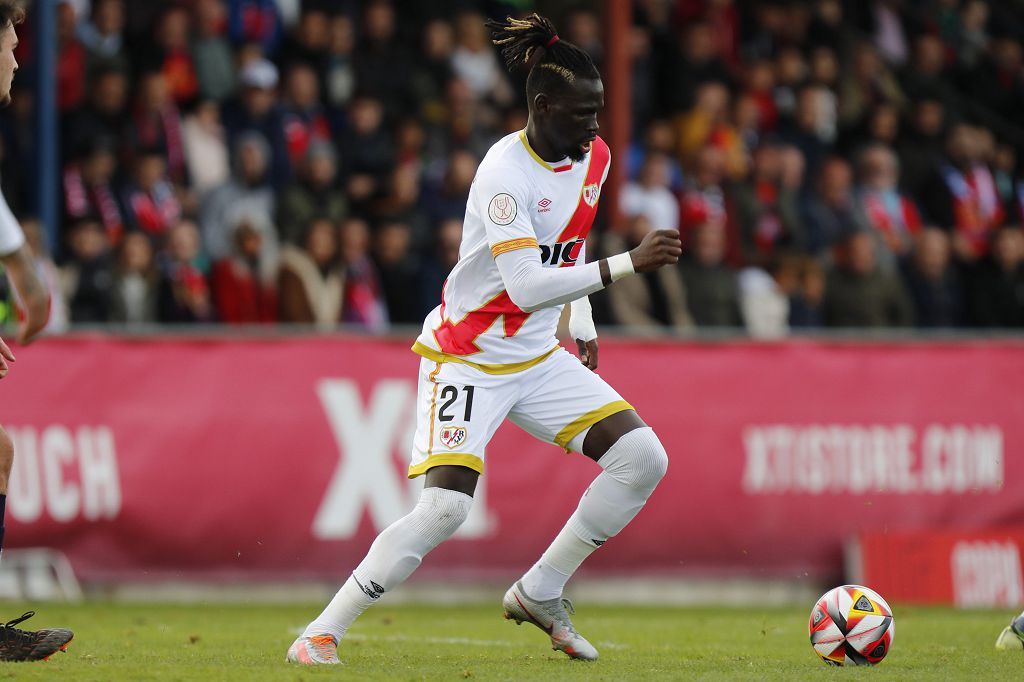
0, 427, 74, 662
288, 360, 508, 665
504, 350, 668, 660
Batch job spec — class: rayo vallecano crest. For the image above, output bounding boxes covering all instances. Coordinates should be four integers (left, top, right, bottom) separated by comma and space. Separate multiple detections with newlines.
582, 183, 600, 207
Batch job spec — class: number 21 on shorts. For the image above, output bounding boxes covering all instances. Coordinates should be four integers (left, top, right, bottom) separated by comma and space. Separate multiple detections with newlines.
437, 385, 474, 449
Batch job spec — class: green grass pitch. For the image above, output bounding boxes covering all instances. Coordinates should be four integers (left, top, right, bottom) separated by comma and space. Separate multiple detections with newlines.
0, 601, 1020, 680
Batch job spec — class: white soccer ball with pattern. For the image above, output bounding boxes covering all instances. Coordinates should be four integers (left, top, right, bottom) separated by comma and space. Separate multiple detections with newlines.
808, 584, 894, 666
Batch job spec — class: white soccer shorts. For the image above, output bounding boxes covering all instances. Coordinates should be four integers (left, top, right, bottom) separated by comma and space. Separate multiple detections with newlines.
407, 347, 633, 478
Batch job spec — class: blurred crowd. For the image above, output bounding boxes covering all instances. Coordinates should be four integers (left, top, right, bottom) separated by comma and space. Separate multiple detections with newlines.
0, 0, 1022, 335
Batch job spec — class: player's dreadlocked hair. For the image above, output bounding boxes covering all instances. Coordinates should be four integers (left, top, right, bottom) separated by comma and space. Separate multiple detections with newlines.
486, 13, 599, 98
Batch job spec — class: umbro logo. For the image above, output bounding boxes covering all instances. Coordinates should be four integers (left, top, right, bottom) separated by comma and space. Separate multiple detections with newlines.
357, 578, 386, 600
538, 198, 552, 212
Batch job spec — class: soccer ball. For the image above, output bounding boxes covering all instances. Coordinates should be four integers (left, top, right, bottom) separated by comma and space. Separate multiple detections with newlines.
808, 584, 894, 666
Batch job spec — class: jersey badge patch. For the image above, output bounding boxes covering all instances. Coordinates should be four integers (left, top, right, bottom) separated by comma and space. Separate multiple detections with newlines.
439, 425, 468, 449
488, 193, 517, 225
582, 183, 600, 207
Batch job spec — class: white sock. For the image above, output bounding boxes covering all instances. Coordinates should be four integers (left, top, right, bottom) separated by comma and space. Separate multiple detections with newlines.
303, 486, 473, 641
520, 427, 667, 601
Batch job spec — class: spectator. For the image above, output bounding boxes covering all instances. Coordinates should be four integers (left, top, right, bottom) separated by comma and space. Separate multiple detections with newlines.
664, 21, 731, 114
119, 150, 182, 238
63, 138, 124, 244
621, 153, 679, 232
200, 131, 278, 267
61, 219, 113, 323
280, 62, 331, 169
211, 220, 277, 323
601, 215, 693, 331
57, 1, 87, 113
417, 217, 461, 317
802, 157, 866, 256
158, 220, 214, 323
124, 72, 187, 186
339, 95, 393, 211
278, 217, 343, 326
78, 0, 127, 73
413, 19, 454, 122
675, 81, 745, 178
278, 8, 330, 72
920, 124, 1005, 261
968, 225, 1024, 327
678, 223, 742, 327
192, 0, 237, 102
901, 227, 963, 328
739, 255, 800, 339
144, 5, 199, 107
354, 0, 414, 115
732, 140, 804, 265
323, 13, 356, 110
338, 217, 387, 331
373, 221, 419, 324
63, 67, 129, 162
838, 42, 906, 133
788, 255, 825, 328
896, 97, 946, 199
109, 232, 159, 324
420, 148, 474, 229
227, 0, 283, 53
680, 145, 730, 248
182, 100, 231, 200
451, 11, 512, 106
221, 58, 291, 188
855, 143, 921, 271
822, 230, 913, 328
278, 139, 346, 245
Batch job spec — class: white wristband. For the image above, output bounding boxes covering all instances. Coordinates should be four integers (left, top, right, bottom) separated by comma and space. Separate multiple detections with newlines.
607, 252, 635, 282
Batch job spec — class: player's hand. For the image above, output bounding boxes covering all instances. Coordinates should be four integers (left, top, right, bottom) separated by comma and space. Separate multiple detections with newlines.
0, 336, 14, 379
630, 229, 682, 272
16, 296, 49, 345
576, 338, 598, 371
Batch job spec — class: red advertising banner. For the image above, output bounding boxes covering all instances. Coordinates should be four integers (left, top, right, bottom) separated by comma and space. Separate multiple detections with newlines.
0, 336, 1022, 583
851, 529, 1024, 607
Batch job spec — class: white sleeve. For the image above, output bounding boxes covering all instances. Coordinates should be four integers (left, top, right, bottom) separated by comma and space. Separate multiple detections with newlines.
0, 190, 25, 257
568, 241, 598, 341
494, 246, 604, 313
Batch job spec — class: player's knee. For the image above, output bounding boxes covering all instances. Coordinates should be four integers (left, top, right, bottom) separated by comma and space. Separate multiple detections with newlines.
601, 427, 668, 491
416, 486, 473, 536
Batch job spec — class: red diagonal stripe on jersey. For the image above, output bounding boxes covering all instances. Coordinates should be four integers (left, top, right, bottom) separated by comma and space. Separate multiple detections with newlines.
556, 136, 610, 246
434, 289, 530, 356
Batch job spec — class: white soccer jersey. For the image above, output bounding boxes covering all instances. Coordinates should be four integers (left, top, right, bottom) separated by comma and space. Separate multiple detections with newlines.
413, 130, 611, 372
0, 190, 24, 256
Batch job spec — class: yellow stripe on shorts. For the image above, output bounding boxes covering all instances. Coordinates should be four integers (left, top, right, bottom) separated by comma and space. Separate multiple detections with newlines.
408, 453, 484, 479
554, 400, 635, 450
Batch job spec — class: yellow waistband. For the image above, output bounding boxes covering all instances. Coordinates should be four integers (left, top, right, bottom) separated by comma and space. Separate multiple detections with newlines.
411, 341, 558, 375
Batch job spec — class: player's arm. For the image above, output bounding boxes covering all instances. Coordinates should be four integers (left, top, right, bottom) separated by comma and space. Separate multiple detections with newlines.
0, 192, 49, 345
568, 241, 598, 370
1, 244, 49, 344
0, 334, 13, 379
495, 228, 682, 312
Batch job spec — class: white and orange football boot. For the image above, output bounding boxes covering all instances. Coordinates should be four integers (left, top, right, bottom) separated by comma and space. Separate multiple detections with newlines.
502, 581, 598, 661
285, 634, 341, 665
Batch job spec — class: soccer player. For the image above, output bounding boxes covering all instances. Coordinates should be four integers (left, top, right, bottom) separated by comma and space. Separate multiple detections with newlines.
288, 14, 682, 665
0, 0, 75, 662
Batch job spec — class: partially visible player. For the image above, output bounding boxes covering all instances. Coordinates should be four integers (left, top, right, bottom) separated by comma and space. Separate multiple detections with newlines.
0, 0, 74, 662
288, 14, 681, 665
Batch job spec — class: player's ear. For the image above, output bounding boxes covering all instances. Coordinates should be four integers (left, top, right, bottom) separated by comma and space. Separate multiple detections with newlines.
532, 92, 550, 116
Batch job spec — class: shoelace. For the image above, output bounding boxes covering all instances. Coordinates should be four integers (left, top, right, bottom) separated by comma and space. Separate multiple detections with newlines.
0, 611, 37, 647
309, 636, 337, 660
